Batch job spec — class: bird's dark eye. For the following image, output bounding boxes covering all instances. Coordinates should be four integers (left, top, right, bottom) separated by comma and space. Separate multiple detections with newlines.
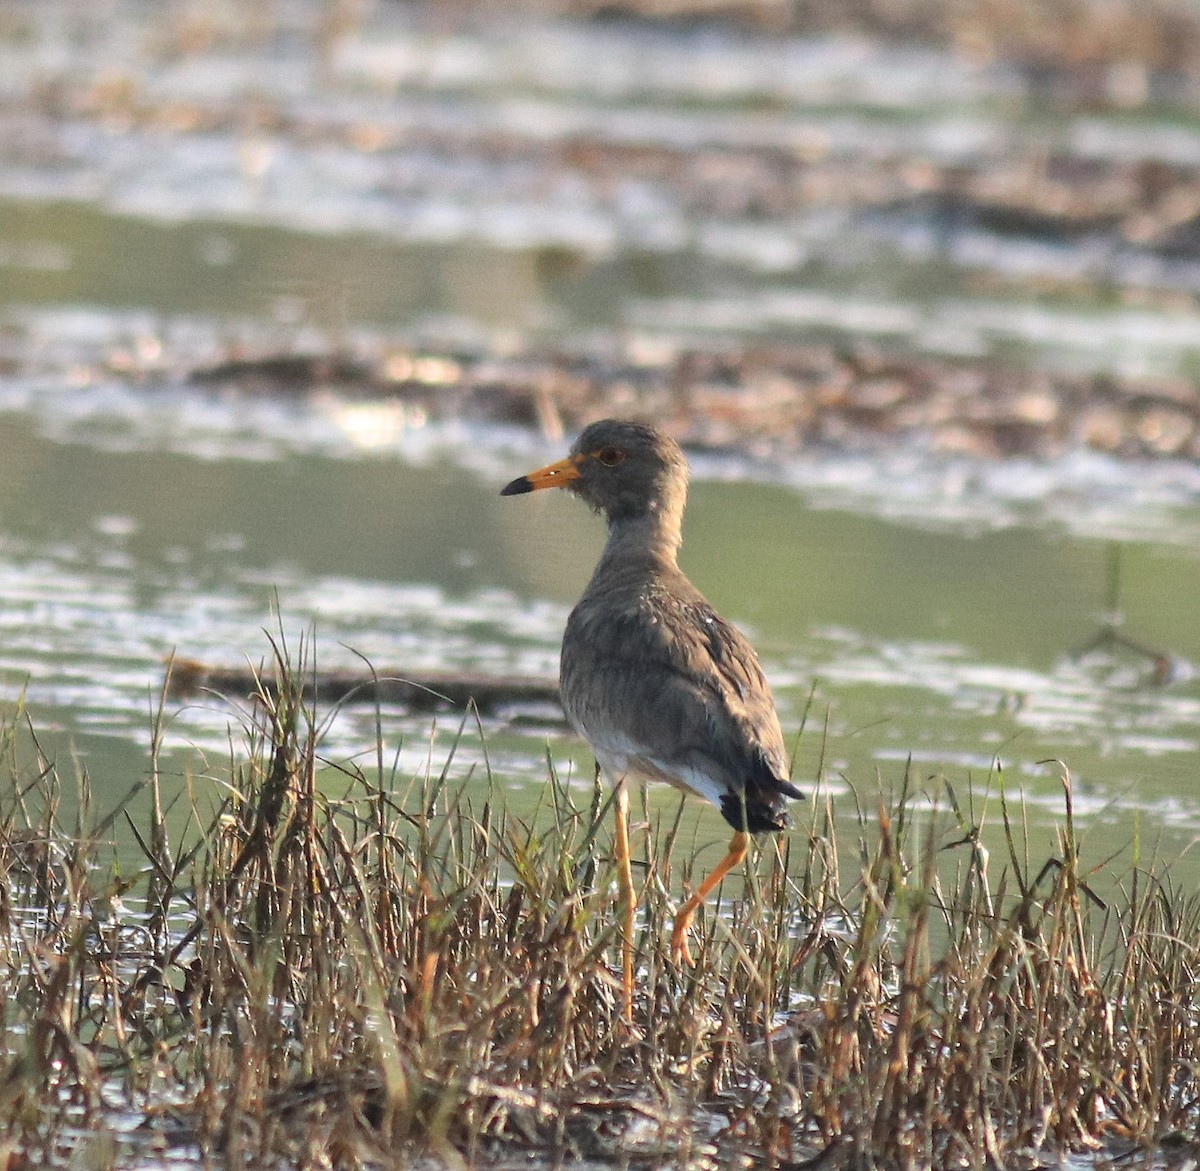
595, 446, 625, 467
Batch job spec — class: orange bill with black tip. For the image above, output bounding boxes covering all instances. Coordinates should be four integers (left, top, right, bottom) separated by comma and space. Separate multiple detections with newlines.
500, 454, 583, 496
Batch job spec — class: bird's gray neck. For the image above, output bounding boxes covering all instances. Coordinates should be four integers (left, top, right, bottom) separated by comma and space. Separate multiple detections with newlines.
598, 509, 683, 573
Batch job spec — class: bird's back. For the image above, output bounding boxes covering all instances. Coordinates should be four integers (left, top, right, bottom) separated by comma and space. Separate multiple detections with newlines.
560, 556, 798, 832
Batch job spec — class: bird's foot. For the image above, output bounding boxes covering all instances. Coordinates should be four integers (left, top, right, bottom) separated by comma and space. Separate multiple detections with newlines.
669, 910, 696, 967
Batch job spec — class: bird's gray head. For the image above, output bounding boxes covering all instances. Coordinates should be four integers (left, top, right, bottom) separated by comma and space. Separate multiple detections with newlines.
501, 419, 690, 528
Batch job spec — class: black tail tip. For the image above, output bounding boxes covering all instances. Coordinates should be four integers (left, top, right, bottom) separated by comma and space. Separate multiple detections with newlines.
720, 793, 791, 834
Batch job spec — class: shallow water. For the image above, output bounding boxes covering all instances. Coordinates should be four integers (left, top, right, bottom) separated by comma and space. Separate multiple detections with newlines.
0, 394, 1197, 890
1, 2, 1199, 891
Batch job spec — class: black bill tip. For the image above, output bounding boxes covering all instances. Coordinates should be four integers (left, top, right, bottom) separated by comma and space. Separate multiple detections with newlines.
500, 475, 534, 496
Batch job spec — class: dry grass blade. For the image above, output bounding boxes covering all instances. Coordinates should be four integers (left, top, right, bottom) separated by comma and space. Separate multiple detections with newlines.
0, 645, 1197, 1169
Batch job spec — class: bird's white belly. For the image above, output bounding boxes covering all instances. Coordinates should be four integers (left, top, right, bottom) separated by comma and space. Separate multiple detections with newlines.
573, 721, 725, 809
573, 723, 637, 782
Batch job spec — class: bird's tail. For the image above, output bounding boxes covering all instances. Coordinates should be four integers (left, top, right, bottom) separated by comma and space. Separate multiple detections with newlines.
720, 776, 804, 834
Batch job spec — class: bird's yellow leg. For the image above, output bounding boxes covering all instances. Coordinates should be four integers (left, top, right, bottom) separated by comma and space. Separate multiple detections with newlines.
670, 831, 750, 966
614, 783, 636, 1020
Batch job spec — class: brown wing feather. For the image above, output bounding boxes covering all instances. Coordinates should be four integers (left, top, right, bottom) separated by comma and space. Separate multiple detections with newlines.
560, 564, 798, 830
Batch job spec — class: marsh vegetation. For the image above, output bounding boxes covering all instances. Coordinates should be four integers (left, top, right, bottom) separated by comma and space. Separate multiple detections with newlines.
2, 642, 1198, 1169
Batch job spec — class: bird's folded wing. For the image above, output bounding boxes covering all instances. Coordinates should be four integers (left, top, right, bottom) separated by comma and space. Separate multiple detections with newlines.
562, 582, 791, 795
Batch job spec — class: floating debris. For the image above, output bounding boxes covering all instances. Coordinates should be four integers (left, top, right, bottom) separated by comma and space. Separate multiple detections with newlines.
167, 656, 565, 721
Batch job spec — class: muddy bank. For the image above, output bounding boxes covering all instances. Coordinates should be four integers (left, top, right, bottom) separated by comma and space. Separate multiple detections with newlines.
6, 2, 1200, 465
182, 340, 1200, 462
579, 0, 1200, 81
9, 2, 1200, 271
6, 319, 1194, 461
